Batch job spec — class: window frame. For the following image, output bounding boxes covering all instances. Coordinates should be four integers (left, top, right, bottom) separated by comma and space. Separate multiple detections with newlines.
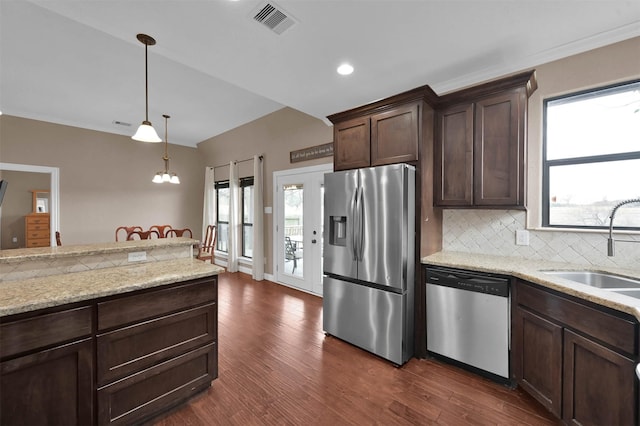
215, 180, 229, 253
542, 79, 640, 230
240, 177, 254, 258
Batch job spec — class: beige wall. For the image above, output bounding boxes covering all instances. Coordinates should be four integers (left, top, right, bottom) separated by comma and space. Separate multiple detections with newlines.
0, 170, 50, 249
197, 107, 333, 274
527, 36, 640, 228
0, 115, 204, 245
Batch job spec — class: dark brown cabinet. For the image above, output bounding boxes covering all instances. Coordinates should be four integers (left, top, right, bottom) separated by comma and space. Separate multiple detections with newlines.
333, 116, 371, 170
329, 91, 430, 171
513, 280, 638, 425
513, 306, 563, 417
0, 276, 218, 426
370, 102, 420, 167
435, 71, 536, 208
0, 306, 94, 426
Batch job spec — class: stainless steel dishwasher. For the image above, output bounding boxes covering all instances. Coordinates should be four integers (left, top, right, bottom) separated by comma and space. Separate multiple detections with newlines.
426, 266, 510, 381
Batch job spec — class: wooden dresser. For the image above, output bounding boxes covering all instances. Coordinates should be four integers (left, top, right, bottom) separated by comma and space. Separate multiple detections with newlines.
25, 213, 50, 247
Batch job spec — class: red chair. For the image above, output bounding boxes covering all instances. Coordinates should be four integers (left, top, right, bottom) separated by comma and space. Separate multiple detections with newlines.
196, 225, 217, 263
149, 224, 172, 238
116, 226, 143, 242
166, 228, 193, 238
128, 230, 160, 240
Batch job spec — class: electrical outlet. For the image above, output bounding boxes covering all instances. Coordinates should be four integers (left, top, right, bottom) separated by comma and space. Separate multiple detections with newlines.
128, 251, 147, 262
516, 230, 530, 246
12, 236, 17, 243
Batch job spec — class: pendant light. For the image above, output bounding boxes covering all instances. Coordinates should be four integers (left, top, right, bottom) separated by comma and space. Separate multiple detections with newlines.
152, 114, 180, 184
132, 33, 161, 143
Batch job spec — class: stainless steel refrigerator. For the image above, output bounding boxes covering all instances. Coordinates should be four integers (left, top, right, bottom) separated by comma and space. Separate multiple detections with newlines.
323, 163, 415, 365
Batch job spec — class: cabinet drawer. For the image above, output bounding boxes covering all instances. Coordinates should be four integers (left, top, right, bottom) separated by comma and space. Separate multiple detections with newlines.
0, 306, 93, 359
97, 343, 216, 425
26, 238, 50, 248
97, 278, 217, 331
96, 303, 216, 386
516, 282, 636, 354
26, 223, 50, 232
25, 216, 49, 226
26, 228, 50, 237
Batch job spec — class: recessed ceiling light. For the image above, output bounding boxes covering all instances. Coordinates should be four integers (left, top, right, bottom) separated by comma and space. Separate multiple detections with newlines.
337, 63, 354, 76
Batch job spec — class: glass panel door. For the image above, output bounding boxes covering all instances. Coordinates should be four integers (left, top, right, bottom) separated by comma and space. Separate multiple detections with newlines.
274, 164, 331, 295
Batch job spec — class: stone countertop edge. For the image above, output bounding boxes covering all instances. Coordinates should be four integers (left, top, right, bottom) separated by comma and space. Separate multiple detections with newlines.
0, 258, 224, 317
421, 251, 640, 321
0, 237, 199, 264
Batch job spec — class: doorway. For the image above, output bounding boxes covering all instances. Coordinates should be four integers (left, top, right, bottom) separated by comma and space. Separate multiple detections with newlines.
0, 162, 60, 248
273, 163, 332, 295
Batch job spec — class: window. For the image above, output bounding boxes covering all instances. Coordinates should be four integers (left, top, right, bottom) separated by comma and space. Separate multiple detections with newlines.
215, 177, 254, 257
241, 177, 254, 258
215, 181, 229, 252
543, 80, 640, 229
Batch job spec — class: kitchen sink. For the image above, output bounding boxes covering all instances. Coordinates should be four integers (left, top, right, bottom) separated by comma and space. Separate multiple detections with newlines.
610, 289, 640, 300
542, 270, 640, 289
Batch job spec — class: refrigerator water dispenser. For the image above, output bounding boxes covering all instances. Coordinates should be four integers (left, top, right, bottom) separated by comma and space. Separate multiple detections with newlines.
329, 216, 347, 246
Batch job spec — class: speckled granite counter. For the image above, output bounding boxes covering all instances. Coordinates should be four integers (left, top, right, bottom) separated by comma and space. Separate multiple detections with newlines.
0, 257, 224, 317
0, 237, 196, 263
422, 251, 640, 320
0, 238, 198, 282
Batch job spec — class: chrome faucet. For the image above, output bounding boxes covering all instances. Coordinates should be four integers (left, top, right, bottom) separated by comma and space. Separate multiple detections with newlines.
607, 198, 640, 256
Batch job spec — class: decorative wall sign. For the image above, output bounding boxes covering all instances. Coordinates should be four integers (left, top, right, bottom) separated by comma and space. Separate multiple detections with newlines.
290, 142, 334, 163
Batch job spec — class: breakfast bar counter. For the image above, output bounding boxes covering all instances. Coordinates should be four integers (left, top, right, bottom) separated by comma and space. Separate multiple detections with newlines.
0, 239, 223, 426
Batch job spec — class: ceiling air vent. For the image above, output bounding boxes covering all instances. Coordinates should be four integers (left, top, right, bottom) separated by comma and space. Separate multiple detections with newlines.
252, 2, 296, 35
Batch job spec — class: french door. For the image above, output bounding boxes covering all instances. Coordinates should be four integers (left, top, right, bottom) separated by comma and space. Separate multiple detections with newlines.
273, 163, 332, 295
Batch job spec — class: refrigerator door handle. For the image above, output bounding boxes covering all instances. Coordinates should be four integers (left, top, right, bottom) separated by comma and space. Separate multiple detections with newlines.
356, 186, 364, 261
349, 188, 358, 261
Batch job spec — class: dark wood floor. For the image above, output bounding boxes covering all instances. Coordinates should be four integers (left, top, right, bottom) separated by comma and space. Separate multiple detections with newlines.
153, 272, 559, 425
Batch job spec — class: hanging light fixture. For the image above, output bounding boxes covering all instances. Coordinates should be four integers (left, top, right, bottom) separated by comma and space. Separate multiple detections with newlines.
132, 33, 161, 143
152, 114, 180, 184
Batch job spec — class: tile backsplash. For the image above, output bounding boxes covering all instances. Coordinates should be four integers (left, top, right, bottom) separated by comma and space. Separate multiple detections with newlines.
443, 210, 640, 270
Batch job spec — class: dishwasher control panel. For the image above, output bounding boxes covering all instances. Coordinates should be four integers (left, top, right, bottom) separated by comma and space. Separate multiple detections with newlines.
426, 266, 509, 297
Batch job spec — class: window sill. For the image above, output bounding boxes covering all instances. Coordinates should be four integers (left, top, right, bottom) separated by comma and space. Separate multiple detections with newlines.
533, 226, 640, 236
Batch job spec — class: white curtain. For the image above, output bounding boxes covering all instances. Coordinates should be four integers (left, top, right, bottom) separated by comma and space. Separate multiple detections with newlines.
202, 166, 216, 243
252, 155, 264, 281
228, 161, 240, 272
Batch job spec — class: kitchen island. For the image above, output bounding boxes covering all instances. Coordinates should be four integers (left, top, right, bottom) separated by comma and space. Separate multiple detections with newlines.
422, 251, 640, 426
0, 239, 224, 426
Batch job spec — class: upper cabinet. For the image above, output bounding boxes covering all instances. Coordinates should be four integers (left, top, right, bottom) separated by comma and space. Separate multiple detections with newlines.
328, 87, 437, 171
333, 116, 371, 170
435, 71, 537, 208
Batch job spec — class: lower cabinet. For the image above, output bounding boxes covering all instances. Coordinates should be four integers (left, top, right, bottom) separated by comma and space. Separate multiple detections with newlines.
513, 280, 637, 425
0, 338, 94, 426
0, 276, 218, 426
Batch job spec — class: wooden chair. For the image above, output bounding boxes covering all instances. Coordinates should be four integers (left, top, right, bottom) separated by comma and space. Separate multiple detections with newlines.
116, 226, 143, 241
285, 236, 302, 273
55, 231, 62, 246
166, 228, 193, 238
149, 224, 172, 238
196, 225, 217, 263
128, 230, 160, 240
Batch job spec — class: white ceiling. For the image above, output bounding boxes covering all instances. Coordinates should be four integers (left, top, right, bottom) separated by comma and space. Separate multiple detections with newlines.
1, 0, 639, 147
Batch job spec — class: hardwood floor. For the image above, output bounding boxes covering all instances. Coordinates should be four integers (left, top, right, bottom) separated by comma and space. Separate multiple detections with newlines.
153, 272, 559, 425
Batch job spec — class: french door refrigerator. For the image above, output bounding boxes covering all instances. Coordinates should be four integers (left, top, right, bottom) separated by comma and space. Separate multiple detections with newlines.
323, 163, 415, 365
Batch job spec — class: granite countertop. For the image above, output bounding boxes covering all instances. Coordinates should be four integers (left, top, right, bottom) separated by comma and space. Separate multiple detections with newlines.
0, 258, 224, 317
422, 251, 640, 320
0, 237, 198, 264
